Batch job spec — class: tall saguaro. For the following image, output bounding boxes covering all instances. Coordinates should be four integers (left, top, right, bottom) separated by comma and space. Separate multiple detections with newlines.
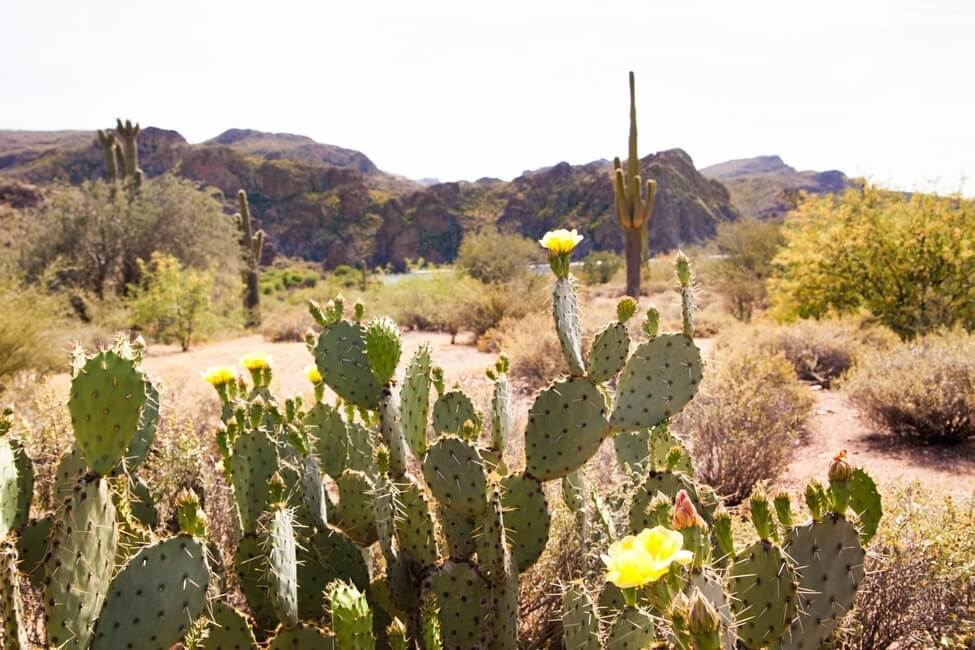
612, 71, 658, 297
95, 118, 143, 187
236, 190, 265, 327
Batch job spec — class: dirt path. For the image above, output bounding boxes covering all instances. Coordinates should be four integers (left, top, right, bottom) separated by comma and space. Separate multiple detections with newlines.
785, 388, 975, 496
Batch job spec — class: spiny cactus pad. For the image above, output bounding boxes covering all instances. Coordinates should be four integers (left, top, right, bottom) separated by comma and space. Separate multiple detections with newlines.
525, 377, 609, 481
16, 515, 51, 587
650, 425, 693, 474
45, 478, 118, 650
396, 477, 441, 565
606, 606, 656, 650
197, 601, 258, 650
499, 472, 550, 571
228, 427, 278, 534
296, 526, 370, 620
335, 469, 378, 545
422, 436, 488, 515
365, 316, 402, 386
553, 276, 586, 375
0, 541, 28, 650
432, 389, 479, 437
439, 504, 477, 560
0, 440, 17, 538
52, 444, 88, 505
588, 321, 630, 384
848, 467, 882, 543
266, 507, 299, 627
728, 540, 798, 649
314, 320, 381, 410
9, 439, 32, 532
68, 350, 148, 475
127, 378, 160, 470
610, 334, 702, 431
329, 580, 375, 649
267, 623, 336, 649
427, 561, 492, 650
689, 569, 737, 650
304, 402, 349, 478
628, 470, 712, 533
613, 428, 652, 477
128, 475, 158, 529
92, 535, 210, 650
780, 515, 866, 649
346, 422, 378, 478
401, 344, 433, 457
562, 582, 601, 650
299, 454, 329, 529
234, 533, 276, 629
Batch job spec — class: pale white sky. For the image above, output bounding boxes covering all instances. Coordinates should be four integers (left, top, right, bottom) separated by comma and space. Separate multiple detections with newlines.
2, 0, 973, 193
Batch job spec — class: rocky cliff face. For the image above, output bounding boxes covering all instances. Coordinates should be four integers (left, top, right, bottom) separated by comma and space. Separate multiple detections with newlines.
0, 127, 740, 269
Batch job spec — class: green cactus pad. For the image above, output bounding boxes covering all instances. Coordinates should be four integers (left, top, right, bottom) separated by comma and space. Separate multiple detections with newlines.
553, 276, 586, 375
68, 350, 148, 475
52, 444, 88, 505
0, 540, 28, 650
229, 427, 279, 534
92, 534, 210, 650
46, 478, 118, 650
426, 561, 491, 649
267, 623, 336, 649
689, 569, 737, 650
126, 377, 160, 470
728, 540, 798, 649
335, 469, 378, 545
329, 580, 376, 649
439, 504, 477, 560
0, 440, 17, 539
346, 422, 378, 478
613, 428, 652, 476
16, 515, 52, 587
365, 316, 402, 386
650, 424, 694, 474
500, 472, 550, 571
234, 533, 276, 629
562, 582, 601, 650
300, 454, 329, 529
314, 320, 381, 410
490, 373, 513, 455
296, 525, 370, 620
628, 470, 713, 533
606, 606, 656, 650
198, 601, 258, 650
396, 477, 441, 565
610, 334, 703, 431
129, 475, 158, 529
305, 402, 349, 478
8, 439, 32, 532
597, 582, 626, 620
780, 515, 866, 649
266, 507, 299, 627
432, 390, 479, 437
848, 467, 882, 544
400, 344, 433, 457
588, 321, 630, 384
525, 377, 610, 481
422, 436, 488, 516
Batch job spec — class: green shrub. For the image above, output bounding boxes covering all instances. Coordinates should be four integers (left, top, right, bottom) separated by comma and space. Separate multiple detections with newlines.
711, 217, 785, 321
0, 280, 64, 391
844, 332, 975, 444
260, 264, 319, 294
674, 348, 814, 503
480, 311, 564, 392
578, 251, 623, 285
127, 252, 215, 351
456, 229, 542, 283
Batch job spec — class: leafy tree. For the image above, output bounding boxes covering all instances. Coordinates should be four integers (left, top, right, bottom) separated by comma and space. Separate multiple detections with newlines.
128, 252, 215, 351
712, 217, 785, 321
769, 185, 975, 339
578, 250, 623, 285
456, 229, 542, 283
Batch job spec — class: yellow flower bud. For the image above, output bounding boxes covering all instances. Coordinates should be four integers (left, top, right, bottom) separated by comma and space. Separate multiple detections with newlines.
202, 366, 236, 387
240, 352, 272, 371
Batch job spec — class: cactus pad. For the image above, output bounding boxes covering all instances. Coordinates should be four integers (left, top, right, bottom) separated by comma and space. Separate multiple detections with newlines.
427, 561, 491, 649
728, 540, 798, 649
0, 540, 28, 650
266, 507, 299, 627
610, 334, 702, 431
650, 424, 693, 474
613, 428, 652, 477
234, 533, 276, 629
45, 478, 118, 650
228, 427, 278, 534
8, 439, 32, 532
267, 623, 336, 649
0, 440, 17, 538
525, 377, 610, 481
127, 378, 159, 470
422, 436, 488, 515
16, 515, 51, 587
780, 515, 866, 649
197, 601, 258, 650
314, 320, 381, 410
553, 276, 586, 375
562, 582, 601, 650
68, 350, 147, 475
500, 472, 550, 571
689, 569, 737, 650
439, 504, 477, 560
92, 534, 210, 650
848, 467, 882, 543
305, 402, 348, 478
335, 469, 378, 545
396, 477, 441, 565
606, 606, 656, 650
129, 475, 158, 529
297, 525, 370, 620
401, 344, 433, 456
52, 444, 88, 505
588, 321, 630, 384
628, 470, 712, 533
365, 316, 402, 386
432, 390, 479, 437
346, 422, 378, 477
299, 454, 329, 529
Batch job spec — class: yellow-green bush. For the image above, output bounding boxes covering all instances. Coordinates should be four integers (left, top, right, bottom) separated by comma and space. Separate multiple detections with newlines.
455, 229, 542, 284
0, 279, 65, 390
844, 332, 975, 444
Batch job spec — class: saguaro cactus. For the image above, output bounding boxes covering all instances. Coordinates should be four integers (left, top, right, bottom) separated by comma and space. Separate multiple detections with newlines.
612, 71, 658, 297
95, 118, 143, 187
235, 190, 265, 327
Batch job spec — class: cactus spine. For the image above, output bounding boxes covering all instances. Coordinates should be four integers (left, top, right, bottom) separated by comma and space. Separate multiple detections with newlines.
612, 71, 658, 297
235, 190, 265, 327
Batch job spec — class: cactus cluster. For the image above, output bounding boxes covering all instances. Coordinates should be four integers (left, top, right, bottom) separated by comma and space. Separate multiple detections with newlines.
0, 226, 883, 648
95, 118, 144, 187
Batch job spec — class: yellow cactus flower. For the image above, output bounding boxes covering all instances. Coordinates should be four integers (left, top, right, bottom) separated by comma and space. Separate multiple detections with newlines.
305, 365, 323, 385
202, 366, 236, 386
602, 526, 693, 589
240, 352, 272, 371
538, 228, 584, 255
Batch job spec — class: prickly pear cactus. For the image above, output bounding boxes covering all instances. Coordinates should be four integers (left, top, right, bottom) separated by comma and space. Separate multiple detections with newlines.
68, 349, 148, 475
234, 533, 277, 628
562, 582, 601, 650
127, 378, 160, 470
0, 540, 27, 650
588, 321, 630, 384
335, 469, 378, 545
728, 539, 798, 649
439, 505, 477, 560
365, 316, 402, 386
296, 526, 370, 620
266, 507, 299, 627
314, 319, 381, 410
848, 467, 882, 543
299, 454, 329, 529
0, 440, 17, 539
196, 601, 258, 650
267, 623, 335, 649
228, 427, 278, 534
422, 436, 487, 515
432, 390, 479, 437
7, 439, 32, 532
628, 470, 712, 533
401, 344, 433, 457
16, 515, 51, 587
92, 534, 210, 649
396, 478, 441, 565
329, 580, 376, 649
305, 402, 349, 478
606, 606, 656, 650
499, 472, 549, 571
426, 561, 491, 650
553, 277, 586, 375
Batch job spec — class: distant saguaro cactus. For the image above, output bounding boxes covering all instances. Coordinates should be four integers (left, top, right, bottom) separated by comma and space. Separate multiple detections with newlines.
235, 190, 265, 327
94, 118, 143, 187
612, 71, 657, 297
